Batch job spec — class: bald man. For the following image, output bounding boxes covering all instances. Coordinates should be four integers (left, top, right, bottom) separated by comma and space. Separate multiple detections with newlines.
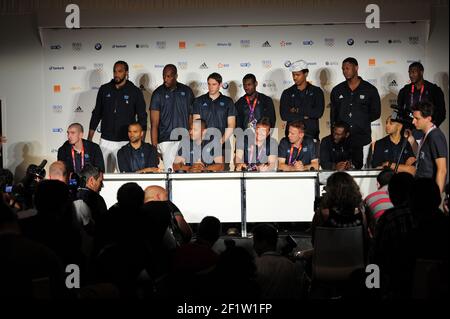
144, 185, 192, 243
48, 161, 68, 184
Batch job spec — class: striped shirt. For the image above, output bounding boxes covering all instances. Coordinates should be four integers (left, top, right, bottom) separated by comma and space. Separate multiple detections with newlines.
364, 185, 393, 221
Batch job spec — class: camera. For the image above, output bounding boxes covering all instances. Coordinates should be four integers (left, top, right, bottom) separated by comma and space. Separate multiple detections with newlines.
390, 104, 414, 130
4, 160, 47, 210
280, 235, 298, 257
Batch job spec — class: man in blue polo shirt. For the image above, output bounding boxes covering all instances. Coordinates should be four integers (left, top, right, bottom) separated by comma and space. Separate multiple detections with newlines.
117, 123, 160, 173
330, 57, 381, 169
173, 119, 224, 172
278, 120, 318, 171
150, 64, 194, 171
192, 73, 236, 167
235, 73, 276, 130
372, 116, 416, 174
280, 60, 325, 140
235, 117, 278, 172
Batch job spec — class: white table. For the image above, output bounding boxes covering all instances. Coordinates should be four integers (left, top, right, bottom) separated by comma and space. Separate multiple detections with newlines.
243, 171, 317, 223
317, 170, 380, 198
169, 172, 243, 223
102, 173, 167, 208
102, 170, 381, 231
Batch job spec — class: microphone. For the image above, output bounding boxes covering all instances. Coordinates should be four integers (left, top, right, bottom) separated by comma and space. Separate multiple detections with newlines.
36, 159, 47, 171
167, 168, 173, 173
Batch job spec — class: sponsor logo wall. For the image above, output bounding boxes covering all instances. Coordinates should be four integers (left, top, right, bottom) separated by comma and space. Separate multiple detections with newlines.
43, 23, 426, 157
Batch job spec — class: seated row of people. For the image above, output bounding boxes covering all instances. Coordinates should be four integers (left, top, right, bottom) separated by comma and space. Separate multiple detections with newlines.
57, 118, 414, 174
56, 101, 446, 187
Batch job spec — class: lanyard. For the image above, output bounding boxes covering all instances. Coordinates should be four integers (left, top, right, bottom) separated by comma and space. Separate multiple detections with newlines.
249, 143, 265, 163
245, 95, 258, 117
288, 143, 302, 165
410, 83, 424, 107
71, 144, 84, 172
416, 125, 436, 167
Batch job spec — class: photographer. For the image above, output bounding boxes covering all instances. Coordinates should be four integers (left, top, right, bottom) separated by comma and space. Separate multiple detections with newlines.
74, 165, 107, 226
411, 101, 448, 193
371, 116, 416, 174
7, 161, 47, 212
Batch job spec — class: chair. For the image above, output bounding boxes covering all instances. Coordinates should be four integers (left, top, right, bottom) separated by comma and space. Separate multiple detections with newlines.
312, 226, 365, 282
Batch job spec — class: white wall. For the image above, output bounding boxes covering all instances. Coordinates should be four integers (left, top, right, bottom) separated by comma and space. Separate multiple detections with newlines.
0, 15, 46, 181
426, 3, 449, 145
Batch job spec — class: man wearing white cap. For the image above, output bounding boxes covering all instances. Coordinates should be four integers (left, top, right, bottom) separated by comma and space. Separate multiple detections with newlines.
280, 60, 325, 140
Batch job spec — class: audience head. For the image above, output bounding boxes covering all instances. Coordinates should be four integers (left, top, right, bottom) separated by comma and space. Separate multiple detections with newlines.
322, 171, 362, 214
79, 165, 103, 193
252, 223, 278, 256
117, 182, 144, 211
144, 185, 168, 203
48, 161, 67, 184
388, 172, 414, 207
197, 216, 221, 246
377, 168, 395, 189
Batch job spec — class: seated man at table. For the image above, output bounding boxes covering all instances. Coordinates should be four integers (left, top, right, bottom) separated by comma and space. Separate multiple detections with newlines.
278, 120, 319, 171
235, 117, 278, 172
117, 122, 160, 173
319, 121, 353, 171
173, 119, 224, 172
371, 116, 416, 174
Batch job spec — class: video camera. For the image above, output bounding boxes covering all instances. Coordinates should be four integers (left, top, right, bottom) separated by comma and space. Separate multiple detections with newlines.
5, 160, 47, 210
390, 104, 414, 130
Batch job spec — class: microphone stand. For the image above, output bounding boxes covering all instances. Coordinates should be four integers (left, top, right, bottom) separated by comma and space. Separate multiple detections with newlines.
394, 136, 409, 173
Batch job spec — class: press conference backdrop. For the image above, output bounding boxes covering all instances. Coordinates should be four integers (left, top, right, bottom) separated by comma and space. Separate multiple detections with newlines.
42, 23, 426, 160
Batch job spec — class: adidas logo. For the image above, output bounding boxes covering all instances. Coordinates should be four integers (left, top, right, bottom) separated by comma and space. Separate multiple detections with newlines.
389, 80, 398, 87
199, 62, 208, 69
262, 41, 271, 47
339, 95, 344, 99
74, 106, 83, 112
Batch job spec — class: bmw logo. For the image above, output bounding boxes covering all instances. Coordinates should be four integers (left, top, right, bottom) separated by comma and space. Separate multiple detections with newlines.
95, 43, 102, 50
284, 60, 291, 68
347, 38, 354, 46
222, 82, 229, 89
